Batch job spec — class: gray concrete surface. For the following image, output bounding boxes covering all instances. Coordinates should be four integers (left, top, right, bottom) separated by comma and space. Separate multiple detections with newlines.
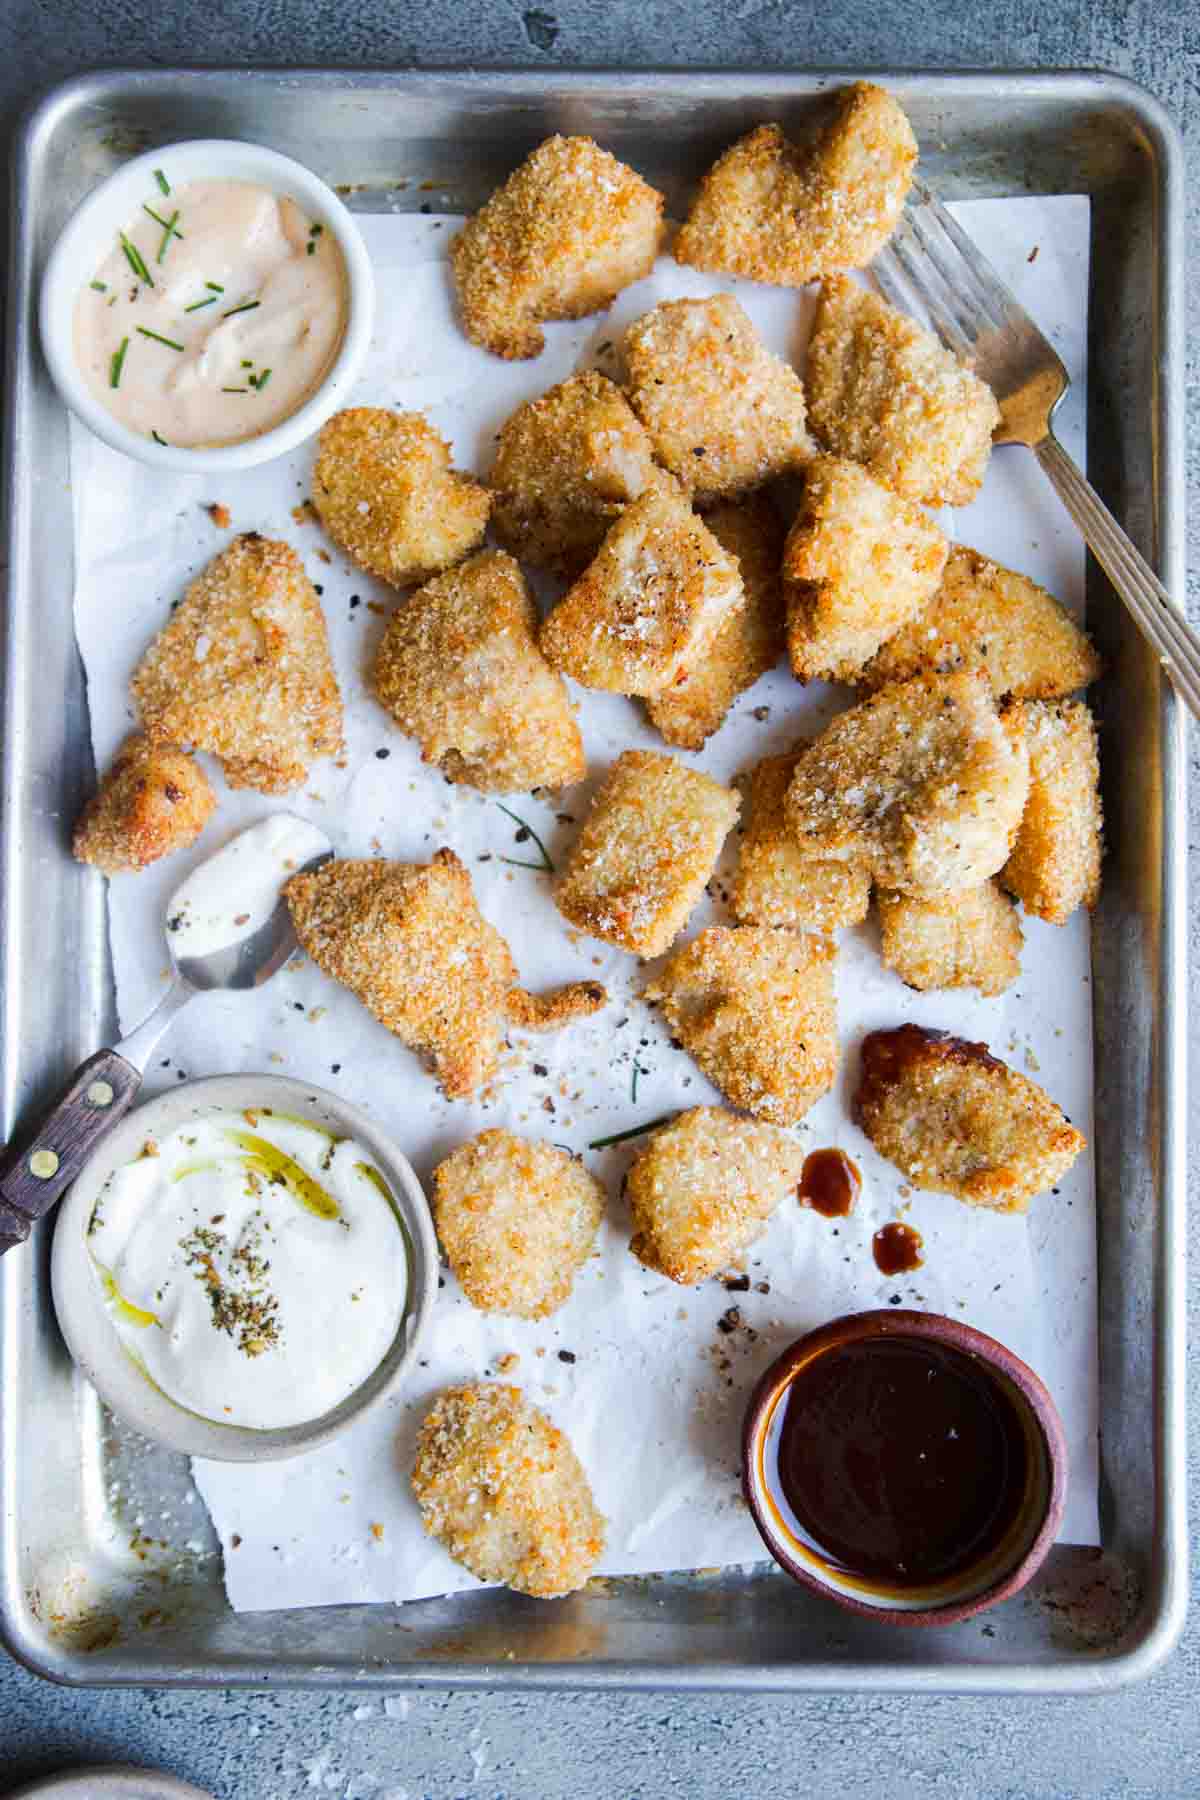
0, 2, 1197, 1795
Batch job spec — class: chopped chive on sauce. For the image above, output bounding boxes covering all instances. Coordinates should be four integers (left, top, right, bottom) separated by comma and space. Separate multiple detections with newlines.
136, 326, 185, 351
222, 299, 261, 319
185, 294, 218, 312
154, 168, 170, 195
307, 222, 324, 254
109, 336, 130, 389
220, 386, 249, 394
89, 279, 107, 293
151, 430, 168, 445
119, 233, 154, 287
241, 358, 253, 368
250, 368, 272, 392
205, 281, 225, 293
141, 205, 183, 261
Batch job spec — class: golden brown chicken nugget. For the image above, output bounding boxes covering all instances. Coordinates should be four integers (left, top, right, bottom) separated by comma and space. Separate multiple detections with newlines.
412, 1383, 605, 1596
555, 751, 739, 958
624, 296, 813, 503
1002, 700, 1102, 925
626, 1106, 807, 1285
674, 85, 917, 285
855, 1023, 1085, 1212
877, 880, 1023, 997
807, 277, 1001, 507
432, 1130, 605, 1319
490, 371, 663, 577
72, 734, 216, 875
450, 135, 664, 360
861, 545, 1101, 700
371, 550, 585, 793
783, 455, 948, 682
646, 494, 786, 749
313, 408, 490, 589
646, 926, 838, 1126
132, 533, 343, 794
540, 484, 745, 697
730, 743, 871, 932
784, 671, 1029, 895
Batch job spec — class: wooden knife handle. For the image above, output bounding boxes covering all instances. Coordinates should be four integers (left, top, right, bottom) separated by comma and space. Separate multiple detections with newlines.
0, 1050, 142, 1250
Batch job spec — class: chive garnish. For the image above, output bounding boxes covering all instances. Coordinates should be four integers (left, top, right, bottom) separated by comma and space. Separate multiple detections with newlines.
185, 294, 218, 312
309, 222, 324, 235
222, 299, 261, 319
631, 1059, 645, 1104
109, 337, 130, 388
205, 281, 225, 293
154, 169, 170, 195
306, 240, 316, 256
494, 802, 554, 873
251, 368, 272, 392
119, 233, 154, 286
587, 1116, 672, 1151
89, 279, 107, 293
241, 359, 253, 368
136, 326, 185, 351
220, 386, 249, 394
143, 205, 183, 260
151, 430, 168, 445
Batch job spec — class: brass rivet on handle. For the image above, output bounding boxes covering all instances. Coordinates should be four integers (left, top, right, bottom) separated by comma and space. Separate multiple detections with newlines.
86, 1080, 115, 1108
29, 1149, 59, 1180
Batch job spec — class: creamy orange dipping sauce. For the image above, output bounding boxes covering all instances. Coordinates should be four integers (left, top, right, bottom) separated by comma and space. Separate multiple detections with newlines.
73, 178, 348, 449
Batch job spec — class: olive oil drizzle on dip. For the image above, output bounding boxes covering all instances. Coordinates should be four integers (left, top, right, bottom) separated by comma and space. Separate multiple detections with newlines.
74, 174, 347, 449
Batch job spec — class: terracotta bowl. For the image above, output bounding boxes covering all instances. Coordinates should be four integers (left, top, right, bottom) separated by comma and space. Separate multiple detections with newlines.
742, 1308, 1068, 1628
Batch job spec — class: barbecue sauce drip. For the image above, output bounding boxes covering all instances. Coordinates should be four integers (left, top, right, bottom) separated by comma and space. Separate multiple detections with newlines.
873, 1220, 924, 1275
799, 1148, 860, 1218
775, 1339, 1029, 1587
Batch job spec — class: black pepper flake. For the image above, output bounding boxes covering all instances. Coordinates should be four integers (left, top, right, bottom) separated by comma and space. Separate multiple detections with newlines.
376, 747, 390, 760
557, 1349, 576, 1363
533, 1063, 548, 1077
438, 1276, 446, 1288
350, 595, 361, 609
314, 584, 324, 595
176, 1070, 187, 1081
231, 1534, 242, 1549
420, 202, 432, 214
477, 852, 492, 862
331, 1064, 341, 1074
292, 1002, 305, 1013
889, 1294, 902, 1305
716, 1307, 742, 1335
692, 446, 706, 457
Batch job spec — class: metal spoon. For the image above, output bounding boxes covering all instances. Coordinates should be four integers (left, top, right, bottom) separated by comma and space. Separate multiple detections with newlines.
0, 815, 332, 1254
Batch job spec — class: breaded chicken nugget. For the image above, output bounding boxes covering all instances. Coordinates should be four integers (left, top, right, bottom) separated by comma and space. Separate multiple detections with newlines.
313, 408, 490, 589
433, 1130, 605, 1319
371, 550, 584, 793
286, 851, 606, 1099
1002, 699, 1102, 925
807, 277, 1001, 507
626, 1106, 806, 1285
556, 750, 739, 958
877, 880, 1022, 997
450, 135, 664, 360
646, 494, 786, 749
540, 484, 745, 697
490, 371, 663, 577
646, 926, 838, 1126
624, 296, 813, 503
730, 743, 871, 932
72, 734, 216, 875
412, 1383, 605, 1596
674, 85, 917, 285
132, 533, 343, 794
784, 671, 1029, 895
855, 1023, 1085, 1211
783, 455, 948, 682
860, 545, 1101, 699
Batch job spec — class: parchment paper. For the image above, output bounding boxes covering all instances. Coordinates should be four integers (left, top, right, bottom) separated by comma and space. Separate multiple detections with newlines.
68, 196, 1098, 1610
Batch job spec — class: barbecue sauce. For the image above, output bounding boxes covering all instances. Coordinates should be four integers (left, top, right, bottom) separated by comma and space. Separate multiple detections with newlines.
799, 1148, 860, 1218
873, 1220, 924, 1275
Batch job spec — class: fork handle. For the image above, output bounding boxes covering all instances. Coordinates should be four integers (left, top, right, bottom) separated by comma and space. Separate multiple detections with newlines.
1035, 433, 1200, 720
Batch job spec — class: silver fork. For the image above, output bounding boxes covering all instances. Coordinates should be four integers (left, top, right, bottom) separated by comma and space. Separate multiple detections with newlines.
873, 182, 1200, 721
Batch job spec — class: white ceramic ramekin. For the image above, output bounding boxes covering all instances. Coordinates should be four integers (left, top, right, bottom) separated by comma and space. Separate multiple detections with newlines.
51, 1075, 437, 1463
39, 138, 374, 472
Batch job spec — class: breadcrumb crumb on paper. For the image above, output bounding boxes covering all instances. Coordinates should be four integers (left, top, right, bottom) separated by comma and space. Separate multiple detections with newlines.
674, 84, 917, 285
731, 743, 871, 932
450, 134, 664, 359
806, 275, 1001, 507
877, 879, 1023, 997
411, 1382, 606, 1595
131, 533, 343, 795
855, 1023, 1085, 1212
625, 1106, 807, 1285
1002, 699, 1102, 925
72, 734, 215, 875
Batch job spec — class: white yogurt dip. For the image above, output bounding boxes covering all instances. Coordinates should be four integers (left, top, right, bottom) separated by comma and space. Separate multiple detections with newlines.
73, 176, 348, 449
86, 1110, 409, 1429
166, 813, 331, 962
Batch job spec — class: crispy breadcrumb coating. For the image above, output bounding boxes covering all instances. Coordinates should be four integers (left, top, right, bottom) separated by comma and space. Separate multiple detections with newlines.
784, 671, 1029, 895
131, 533, 343, 794
555, 750, 739, 957
72, 734, 215, 875
856, 1023, 1085, 1211
646, 926, 838, 1126
783, 455, 948, 682
539, 484, 745, 697
432, 1130, 605, 1319
806, 276, 1001, 507
370, 550, 584, 793
285, 851, 607, 1099
646, 494, 786, 749
731, 743, 871, 932
450, 135, 664, 360
674, 84, 917, 285
490, 371, 663, 577
626, 1106, 807, 1285
623, 296, 813, 502
412, 1383, 605, 1596
877, 880, 1023, 997
1002, 700, 1102, 925
313, 408, 490, 589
